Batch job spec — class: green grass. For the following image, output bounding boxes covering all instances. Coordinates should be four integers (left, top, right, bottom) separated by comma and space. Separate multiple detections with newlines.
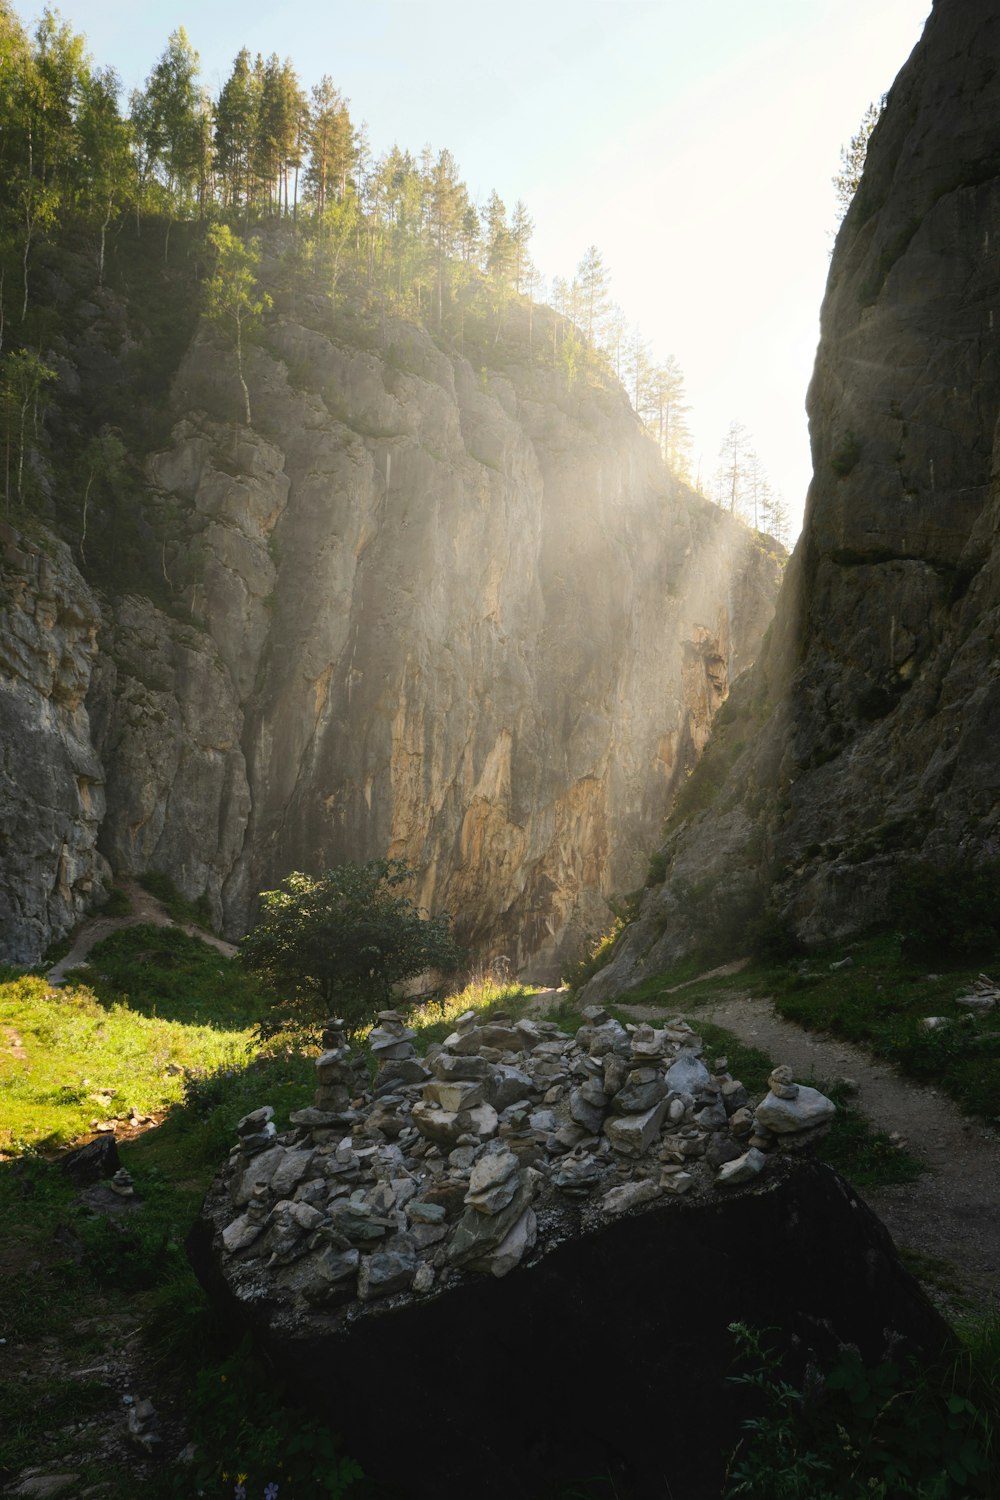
758, 932, 1000, 1125
139, 870, 214, 928
0, 920, 358, 1497
0, 970, 253, 1153
83, 922, 271, 1029
408, 969, 540, 1051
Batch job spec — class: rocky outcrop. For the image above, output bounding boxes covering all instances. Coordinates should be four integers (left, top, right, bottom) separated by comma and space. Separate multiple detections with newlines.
585, 0, 1000, 995
0, 523, 109, 961
0, 285, 780, 970
189, 1012, 946, 1499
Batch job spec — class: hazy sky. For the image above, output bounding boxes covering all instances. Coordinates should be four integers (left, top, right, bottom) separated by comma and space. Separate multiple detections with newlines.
14, 0, 932, 536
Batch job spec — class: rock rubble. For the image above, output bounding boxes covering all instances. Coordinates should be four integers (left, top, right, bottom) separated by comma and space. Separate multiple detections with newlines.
201, 1007, 836, 1320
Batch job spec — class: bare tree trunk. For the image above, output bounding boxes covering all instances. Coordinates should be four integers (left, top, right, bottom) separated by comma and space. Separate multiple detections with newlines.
236, 313, 251, 426
80, 470, 93, 564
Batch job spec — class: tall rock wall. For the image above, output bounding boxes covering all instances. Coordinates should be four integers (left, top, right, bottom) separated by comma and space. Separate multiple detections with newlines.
585, 0, 1000, 997
0, 523, 109, 960
0, 296, 780, 973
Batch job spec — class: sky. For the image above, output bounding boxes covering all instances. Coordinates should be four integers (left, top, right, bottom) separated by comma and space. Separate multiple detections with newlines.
14, 0, 933, 538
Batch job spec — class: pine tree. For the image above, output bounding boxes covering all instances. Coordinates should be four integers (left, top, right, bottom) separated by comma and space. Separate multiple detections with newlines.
135, 29, 201, 206
428, 148, 462, 326
833, 99, 882, 224
646, 356, 692, 479
510, 199, 534, 296
308, 76, 355, 214
214, 48, 259, 214
714, 420, 753, 517
577, 244, 610, 347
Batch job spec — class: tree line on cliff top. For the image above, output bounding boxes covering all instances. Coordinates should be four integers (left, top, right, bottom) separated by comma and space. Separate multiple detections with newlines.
0, 3, 792, 540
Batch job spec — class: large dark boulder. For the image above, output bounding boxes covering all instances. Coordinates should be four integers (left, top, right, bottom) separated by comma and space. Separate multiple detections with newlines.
189, 1157, 949, 1499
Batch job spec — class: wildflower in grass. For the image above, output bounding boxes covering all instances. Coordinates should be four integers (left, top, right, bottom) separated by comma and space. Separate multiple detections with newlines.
264, 1485, 279, 1500
234, 1475, 247, 1500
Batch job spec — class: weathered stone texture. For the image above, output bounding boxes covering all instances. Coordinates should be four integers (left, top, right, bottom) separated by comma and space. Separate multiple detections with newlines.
1, 301, 780, 968
0, 523, 109, 960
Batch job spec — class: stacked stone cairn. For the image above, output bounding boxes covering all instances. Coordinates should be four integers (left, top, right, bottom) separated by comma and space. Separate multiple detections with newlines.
209, 1005, 836, 1318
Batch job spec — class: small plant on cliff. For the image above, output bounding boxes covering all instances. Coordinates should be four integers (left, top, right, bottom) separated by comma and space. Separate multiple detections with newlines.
239, 859, 464, 1038
204, 224, 271, 426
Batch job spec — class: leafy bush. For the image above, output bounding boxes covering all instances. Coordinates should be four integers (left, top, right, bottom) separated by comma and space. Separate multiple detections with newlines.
102, 886, 132, 917
725, 1322, 994, 1499
140, 870, 214, 928
744, 908, 802, 963
173, 1339, 364, 1498
239, 860, 464, 1038
893, 860, 1000, 963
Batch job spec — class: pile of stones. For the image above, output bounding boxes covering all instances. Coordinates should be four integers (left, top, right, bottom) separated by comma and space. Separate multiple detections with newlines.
205, 1006, 835, 1320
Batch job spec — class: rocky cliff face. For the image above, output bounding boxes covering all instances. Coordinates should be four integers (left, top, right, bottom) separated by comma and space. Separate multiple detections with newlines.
584, 0, 1000, 997
0, 289, 779, 971
0, 523, 109, 959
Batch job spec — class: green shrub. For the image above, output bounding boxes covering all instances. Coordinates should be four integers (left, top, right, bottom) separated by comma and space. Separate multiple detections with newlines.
139, 870, 213, 929
893, 860, 1000, 963
725, 1321, 994, 1499
566, 918, 625, 992
102, 886, 132, 917
744, 908, 802, 963
172, 1339, 364, 1498
240, 860, 465, 1039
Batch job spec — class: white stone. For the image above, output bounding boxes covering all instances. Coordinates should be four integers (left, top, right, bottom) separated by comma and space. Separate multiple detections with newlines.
665, 1051, 711, 1095
755, 1085, 836, 1135
602, 1097, 669, 1156
600, 1179, 661, 1216
468, 1103, 499, 1139
413, 1262, 435, 1293
715, 1147, 767, 1187
222, 1213, 263, 1253
486, 1207, 537, 1278
468, 1148, 519, 1197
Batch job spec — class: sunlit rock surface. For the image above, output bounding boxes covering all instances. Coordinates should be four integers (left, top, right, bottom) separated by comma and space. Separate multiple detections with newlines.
584, 0, 1000, 995
1, 295, 780, 969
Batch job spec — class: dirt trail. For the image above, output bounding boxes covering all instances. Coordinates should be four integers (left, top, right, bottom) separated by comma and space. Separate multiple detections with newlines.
618, 987, 1000, 1311
46, 878, 236, 986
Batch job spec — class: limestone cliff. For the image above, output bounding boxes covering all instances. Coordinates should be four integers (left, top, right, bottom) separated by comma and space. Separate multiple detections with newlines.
0, 524, 109, 957
584, 0, 1000, 997
0, 285, 780, 972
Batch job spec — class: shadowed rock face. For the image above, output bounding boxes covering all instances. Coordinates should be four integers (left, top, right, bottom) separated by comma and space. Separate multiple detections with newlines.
0, 523, 109, 959
585, 0, 1000, 996
1, 295, 780, 970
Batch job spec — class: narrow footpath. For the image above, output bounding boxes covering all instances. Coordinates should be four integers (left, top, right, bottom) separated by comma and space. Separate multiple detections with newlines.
617, 987, 1000, 1312
46, 878, 236, 986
